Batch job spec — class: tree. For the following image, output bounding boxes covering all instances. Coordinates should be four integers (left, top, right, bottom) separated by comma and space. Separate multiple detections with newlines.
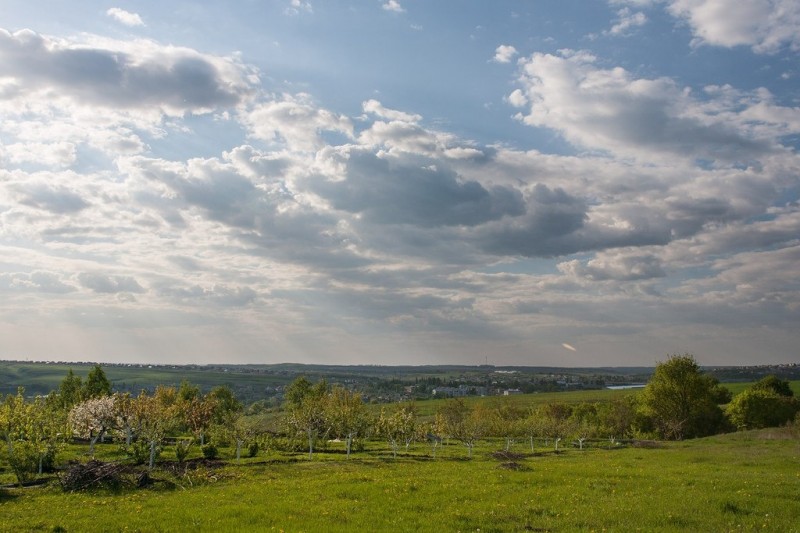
726, 388, 799, 430
130, 388, 179, 469
2, 389, 69, 483
285, 377, 329, 459
437, 399, 487, 458
639, 354, 729, 440
752, 375, 794, 398
83, 365, 112, 399
183, 395, 217, 446
325, 386, 369, 457
57, 369, 84, 410
68, 396, 118, 456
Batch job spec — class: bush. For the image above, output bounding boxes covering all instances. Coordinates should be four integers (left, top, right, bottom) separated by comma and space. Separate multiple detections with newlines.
175, 440, 192, 463
122, 440, 162, 465
201, 443, 219, 460
726, 388, 800, 429
247, 441, 259, 458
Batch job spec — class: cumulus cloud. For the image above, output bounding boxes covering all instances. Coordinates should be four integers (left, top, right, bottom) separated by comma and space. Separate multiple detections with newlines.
243, 93, 353, 151
666, 0, 800, 53
511, 50, 776, 163
493, 44, 518, 63
0, 29, 254, 115
106, 8, 144, 27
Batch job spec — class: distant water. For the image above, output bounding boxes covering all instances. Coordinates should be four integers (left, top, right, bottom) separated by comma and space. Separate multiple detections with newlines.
606, 384, 646, 390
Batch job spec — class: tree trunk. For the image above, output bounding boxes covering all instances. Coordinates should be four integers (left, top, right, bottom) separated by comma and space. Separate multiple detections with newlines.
346, 434, 352, 458
38, 455, 43, 475
126, 426, 132, 446
530, 435, 534, 452
149, 440, 156, 470
236, 439, 243, 461
200, 432, 205, 446
554, 437, 561, 452
308, 428, 314, 459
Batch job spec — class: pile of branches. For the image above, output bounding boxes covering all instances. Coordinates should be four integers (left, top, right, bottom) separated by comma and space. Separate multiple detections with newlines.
59, 460, 133, 492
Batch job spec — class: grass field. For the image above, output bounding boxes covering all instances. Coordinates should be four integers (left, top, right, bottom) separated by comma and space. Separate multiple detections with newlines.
2, 427, 798, 532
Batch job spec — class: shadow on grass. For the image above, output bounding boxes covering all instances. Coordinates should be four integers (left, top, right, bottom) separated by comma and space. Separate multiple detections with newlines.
0, 488, 19, 503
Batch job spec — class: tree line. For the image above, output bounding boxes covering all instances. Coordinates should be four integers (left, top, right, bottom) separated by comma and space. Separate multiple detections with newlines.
1, 355, 798, 485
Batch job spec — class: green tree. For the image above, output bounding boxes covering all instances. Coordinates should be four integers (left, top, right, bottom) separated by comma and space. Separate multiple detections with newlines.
285, 377, 329, 458
325, 386, 369, 458
639, 354, 729, 440
437, 399, 487, 458
208, 385, 243, 426
83, 364, 112, 398
726, 388, 799, 430
752, 375, 794, 397
57, 369, 84, 409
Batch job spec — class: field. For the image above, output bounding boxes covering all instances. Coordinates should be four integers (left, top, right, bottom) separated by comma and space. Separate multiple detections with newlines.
2, 428, 799, 532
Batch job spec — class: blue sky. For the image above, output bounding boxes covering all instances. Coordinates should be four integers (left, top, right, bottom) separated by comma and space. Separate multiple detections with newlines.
1, 1, 798, 366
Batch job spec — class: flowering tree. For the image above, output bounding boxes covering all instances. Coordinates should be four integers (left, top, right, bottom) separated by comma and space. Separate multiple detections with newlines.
69, 395, 118, 456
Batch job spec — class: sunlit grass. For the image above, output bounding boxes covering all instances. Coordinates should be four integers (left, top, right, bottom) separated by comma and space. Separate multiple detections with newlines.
3, 429, 799, 532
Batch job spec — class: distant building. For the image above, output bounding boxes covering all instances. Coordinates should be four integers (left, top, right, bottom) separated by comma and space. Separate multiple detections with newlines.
432, 385, 488, 397
503, 388, 523, 396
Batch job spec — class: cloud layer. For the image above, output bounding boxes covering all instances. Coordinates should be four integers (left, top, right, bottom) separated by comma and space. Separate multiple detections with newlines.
0, 8, 798, 366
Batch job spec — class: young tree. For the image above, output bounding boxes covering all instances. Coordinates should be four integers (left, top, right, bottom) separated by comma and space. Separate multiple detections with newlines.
325, 386, 369, 457
639, 354, 729, 440
285, 377, 329, 459
69, 395, 118, 456
183, 395, 217, 446
130, 389, 179, 469
437, 399, 487, 458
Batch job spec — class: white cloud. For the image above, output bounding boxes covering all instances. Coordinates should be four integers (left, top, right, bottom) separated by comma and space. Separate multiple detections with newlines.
106, 8, 144, 27
667, 0, 800, 53
0, 29, 255, 115
606, 8, 648, 36
493, 44, 518, 63
243, 93, 353, 151
511, 50, 784, 163
383, 1, 405, 13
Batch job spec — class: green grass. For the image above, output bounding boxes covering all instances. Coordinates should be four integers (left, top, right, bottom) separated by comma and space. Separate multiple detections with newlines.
2, 429, 799, 532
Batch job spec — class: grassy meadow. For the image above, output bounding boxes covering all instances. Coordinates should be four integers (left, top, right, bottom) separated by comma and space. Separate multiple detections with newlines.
2, 427, 799, 532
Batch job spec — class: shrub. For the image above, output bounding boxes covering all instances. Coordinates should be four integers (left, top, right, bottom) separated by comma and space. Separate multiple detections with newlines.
247, 441, 259, 458
175, 440, 192, 463
726, 388, 800, 429
201, 442, 219, 460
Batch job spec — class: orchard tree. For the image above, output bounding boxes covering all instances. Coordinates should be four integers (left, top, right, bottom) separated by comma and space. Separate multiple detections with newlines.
325, 386, 369, 457
639, 354, 729, 440
130, 388, 180, 469
285, 377, 330, 458
69, 395, 118, 456
2, 389, 68, 483
437, 399, 488, 458
183, 395, 217, 445
376, 405, 417, 458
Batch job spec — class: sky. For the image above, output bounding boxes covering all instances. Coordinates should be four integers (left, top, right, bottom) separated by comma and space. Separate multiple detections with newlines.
0, 1, 799, 367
